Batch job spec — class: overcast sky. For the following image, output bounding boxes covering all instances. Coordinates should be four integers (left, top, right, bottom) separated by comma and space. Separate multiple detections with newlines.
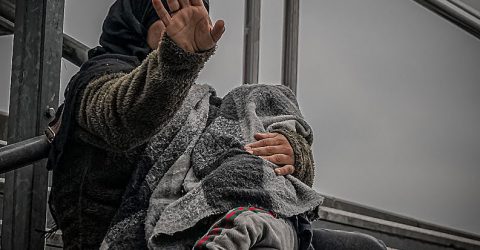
1, 0, 479, 235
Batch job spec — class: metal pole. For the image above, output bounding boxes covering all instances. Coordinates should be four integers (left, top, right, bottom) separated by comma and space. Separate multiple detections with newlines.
0, 15, 12, 35
0, 0, 89, 66
412, 0, 480, 40
0, 136, 50, 174
0, 110, 7, 142
1, 0, 64, 249
281, 0, 300, 94
243, 0, 261, 84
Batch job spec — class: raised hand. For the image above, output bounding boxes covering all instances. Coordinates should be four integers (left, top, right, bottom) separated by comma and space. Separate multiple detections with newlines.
152, 0, 225, 52
244, 133, 296, 176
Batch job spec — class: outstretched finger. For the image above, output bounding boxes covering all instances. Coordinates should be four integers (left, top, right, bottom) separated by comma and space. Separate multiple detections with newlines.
275, 165, 295, 176
245, 138, 278, 149
261, 154, 291, 165
254, 132, 278, 141
247, 146, 291, 157
167, 0, 180, 13
211, 20, 225, 43
179, 0, 191, 8
191, 0, 204, 7
153, 0, 172, 26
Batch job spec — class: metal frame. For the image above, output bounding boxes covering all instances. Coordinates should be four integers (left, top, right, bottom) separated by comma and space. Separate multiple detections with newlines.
282, 0, 300, 94
315, 207, 480, 250
0, 136, 50, 174
242, 0, 301, 94
413, 0, 480, 39
0, 0, 89, 66
0, 14, 12, 35
1, 0, 64, 248
0, 110, 7, 142
1, 0, 480, 248
243, 0, 261, 84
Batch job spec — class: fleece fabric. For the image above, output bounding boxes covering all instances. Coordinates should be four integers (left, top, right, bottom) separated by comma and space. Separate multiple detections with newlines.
100, 83, 324, 249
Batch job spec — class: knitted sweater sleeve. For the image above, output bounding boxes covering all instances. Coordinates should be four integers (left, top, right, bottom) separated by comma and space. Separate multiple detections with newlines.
272, 128, 315, 187
76, 36, 214, 152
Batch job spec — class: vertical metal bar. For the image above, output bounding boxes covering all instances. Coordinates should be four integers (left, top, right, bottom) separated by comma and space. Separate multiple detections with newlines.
243, 0, 261, 84
0, 110, 7, 141
1, 0, 64, 248
282, 0, 300, 94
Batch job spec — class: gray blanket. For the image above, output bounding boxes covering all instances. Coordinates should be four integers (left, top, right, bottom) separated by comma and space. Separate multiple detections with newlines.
101, 84, 324, 249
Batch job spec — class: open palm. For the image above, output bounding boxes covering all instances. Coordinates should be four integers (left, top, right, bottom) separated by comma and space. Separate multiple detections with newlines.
153, 0, 225, 52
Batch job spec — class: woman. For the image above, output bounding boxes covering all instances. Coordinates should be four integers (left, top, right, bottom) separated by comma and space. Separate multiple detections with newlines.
48, 0, 316, 249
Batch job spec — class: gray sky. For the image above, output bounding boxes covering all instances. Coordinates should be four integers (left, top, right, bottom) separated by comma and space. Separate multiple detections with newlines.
1, 0, 479, 235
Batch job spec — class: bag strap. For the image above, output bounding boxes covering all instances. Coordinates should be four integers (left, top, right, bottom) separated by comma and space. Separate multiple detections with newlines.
44, 104, 64, 143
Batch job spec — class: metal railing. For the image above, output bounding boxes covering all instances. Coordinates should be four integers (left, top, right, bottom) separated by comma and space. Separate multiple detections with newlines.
413, 0, 480, 39
0, 0, 89, 66
1, 0, 480, 249
243, 0, 300, 93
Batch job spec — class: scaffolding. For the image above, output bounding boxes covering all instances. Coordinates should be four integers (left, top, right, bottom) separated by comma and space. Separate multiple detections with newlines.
0, 0, 480, 249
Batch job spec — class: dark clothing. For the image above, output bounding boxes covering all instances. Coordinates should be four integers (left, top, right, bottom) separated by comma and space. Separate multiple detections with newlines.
47, 0, 325, 249
311, 229, 387, 250
49, 37, 215, 249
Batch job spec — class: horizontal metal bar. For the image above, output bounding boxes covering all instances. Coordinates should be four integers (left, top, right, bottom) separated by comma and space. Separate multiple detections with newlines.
321, 194, 480, 242
316, 207, 480, 250
62, 33, 89, 67
0, 135, 50, 174
0, 220, 64, 249
0, 29, 10, 36
413, 0, 480, 39
0, 0, 89, 66
0, 14, 12, 36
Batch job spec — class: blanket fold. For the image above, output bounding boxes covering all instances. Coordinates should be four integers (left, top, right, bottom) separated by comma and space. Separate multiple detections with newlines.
101, 84, 323, 249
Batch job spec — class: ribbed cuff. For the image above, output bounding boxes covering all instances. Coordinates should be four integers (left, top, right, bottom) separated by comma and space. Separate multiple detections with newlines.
158, 36, 216, 68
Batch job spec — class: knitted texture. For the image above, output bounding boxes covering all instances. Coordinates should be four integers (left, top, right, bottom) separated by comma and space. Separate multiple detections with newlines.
77, 36, 215, 152
101, 84, 323, 249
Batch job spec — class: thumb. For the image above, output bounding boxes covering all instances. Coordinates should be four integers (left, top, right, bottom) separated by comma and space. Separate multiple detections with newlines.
211, 20, 225, 43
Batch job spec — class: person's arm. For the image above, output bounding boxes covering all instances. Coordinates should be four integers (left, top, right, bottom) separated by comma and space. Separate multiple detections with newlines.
77, 0, 224, 152
77, 37, 214, 152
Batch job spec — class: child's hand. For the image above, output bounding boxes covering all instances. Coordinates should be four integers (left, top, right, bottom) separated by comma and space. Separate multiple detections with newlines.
244, 133, 295, 176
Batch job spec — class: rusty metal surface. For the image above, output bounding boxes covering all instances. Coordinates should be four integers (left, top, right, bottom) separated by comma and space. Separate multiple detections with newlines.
1, 0, 64, 248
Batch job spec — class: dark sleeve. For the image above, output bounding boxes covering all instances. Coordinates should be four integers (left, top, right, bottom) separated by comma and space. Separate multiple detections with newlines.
272, 128, 315, 187
76, 36, 215, 152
